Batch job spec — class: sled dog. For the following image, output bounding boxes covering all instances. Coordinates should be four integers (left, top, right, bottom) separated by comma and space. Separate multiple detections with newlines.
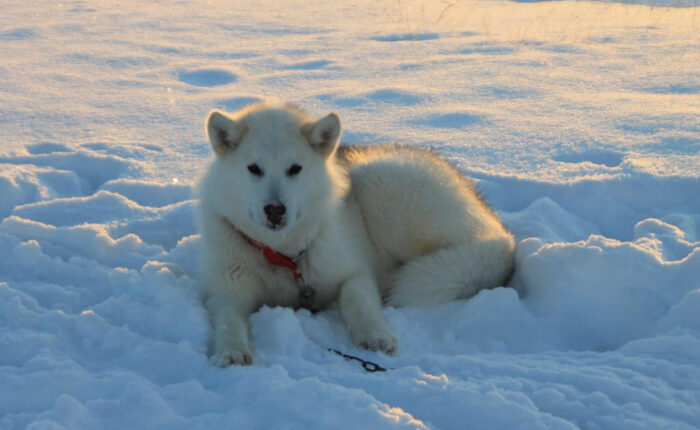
198, 102, 515, 366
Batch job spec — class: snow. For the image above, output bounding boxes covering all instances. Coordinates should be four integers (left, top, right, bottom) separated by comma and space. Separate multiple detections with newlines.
1, 0, 699, 428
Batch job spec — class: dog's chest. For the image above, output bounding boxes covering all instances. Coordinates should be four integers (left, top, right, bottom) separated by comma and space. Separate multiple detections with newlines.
253, 249, 341, 309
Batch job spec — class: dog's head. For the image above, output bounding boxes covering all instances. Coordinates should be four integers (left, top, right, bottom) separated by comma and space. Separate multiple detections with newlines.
200, 102, 347, 246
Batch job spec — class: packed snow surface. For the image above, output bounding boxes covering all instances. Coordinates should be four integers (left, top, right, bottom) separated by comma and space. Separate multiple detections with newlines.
1, 0, 699, 428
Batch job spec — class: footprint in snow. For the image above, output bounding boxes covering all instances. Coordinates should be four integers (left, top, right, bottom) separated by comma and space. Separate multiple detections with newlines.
457, 45, 515, 55
0, 27, 39, 40
281, 59, 332, 70
177, 68, 237, 87
640, 84, 699, 95
371, 32, 440, 42
410, 112, 484, 129
366, 89, 423, 105
316, 89, 424, 108
26, 142, 72, 155
553, 150, 623, 168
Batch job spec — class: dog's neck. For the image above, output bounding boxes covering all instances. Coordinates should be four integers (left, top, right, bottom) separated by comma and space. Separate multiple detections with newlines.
237, 228, 305, 267
221, 215, 318, 259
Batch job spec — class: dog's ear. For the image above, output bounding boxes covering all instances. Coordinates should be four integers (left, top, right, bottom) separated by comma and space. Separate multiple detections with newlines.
206, 110, 247, 157
302, 113, 341, 158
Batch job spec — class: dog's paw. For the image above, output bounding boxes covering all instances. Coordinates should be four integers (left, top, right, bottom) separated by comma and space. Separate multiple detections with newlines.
212, 343, 254, 367
352, 326, 397, 355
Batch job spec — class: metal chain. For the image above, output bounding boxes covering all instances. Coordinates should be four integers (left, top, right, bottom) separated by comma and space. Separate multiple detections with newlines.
328, 348, 389, 372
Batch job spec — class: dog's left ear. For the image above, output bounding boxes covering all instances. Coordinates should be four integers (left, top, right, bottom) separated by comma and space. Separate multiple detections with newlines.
302, 113, 341, 158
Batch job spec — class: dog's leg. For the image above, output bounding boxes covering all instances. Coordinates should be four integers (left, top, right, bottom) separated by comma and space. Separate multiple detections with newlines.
205, 280, 259, 366
339, 273, 397, 354
387, 235, 515, 307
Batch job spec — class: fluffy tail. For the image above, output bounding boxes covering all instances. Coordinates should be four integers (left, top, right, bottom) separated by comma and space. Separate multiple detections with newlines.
386, 235, 515, 307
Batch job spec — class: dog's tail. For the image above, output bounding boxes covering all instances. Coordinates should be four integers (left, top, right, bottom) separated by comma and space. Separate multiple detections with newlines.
385, 234, 515, 307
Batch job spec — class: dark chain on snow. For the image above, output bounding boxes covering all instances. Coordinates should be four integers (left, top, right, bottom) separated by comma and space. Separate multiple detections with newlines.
328, 349, 389, 372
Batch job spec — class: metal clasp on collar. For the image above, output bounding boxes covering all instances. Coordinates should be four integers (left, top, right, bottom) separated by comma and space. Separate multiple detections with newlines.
295, 274, 316, 311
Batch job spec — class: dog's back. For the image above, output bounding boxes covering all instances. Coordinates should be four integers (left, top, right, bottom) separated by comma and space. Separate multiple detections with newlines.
338, 144, 515, 306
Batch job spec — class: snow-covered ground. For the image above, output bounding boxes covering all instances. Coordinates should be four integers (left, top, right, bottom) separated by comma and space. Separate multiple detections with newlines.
1, 0, 699, 428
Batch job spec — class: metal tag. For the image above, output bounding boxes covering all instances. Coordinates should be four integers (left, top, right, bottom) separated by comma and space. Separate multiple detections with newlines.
296, 275, 316, 311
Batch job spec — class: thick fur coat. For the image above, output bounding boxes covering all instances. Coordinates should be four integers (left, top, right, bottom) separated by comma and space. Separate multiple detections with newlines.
199, 102, 515, 366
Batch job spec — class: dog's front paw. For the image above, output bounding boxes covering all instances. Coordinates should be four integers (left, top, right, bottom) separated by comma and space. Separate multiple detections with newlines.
212, 343, 254, 367
351, 326, 397, 355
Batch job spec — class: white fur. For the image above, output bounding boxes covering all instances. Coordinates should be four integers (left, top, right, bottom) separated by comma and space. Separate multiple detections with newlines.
198, 102, 515, 366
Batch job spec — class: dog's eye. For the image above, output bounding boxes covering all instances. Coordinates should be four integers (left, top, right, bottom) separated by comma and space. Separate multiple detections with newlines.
287, 164, 302, 177
247, 163, 263, 176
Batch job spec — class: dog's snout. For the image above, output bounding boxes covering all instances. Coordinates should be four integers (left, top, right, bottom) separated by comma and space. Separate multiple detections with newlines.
264, 202, 286, 217
264, 202, 286, 227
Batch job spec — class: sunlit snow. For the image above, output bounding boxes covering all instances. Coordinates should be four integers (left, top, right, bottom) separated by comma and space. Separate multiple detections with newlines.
1, 0, 698, 429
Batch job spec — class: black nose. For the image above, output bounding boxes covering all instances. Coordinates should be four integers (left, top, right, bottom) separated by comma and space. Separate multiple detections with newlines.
264, 202, 286, 225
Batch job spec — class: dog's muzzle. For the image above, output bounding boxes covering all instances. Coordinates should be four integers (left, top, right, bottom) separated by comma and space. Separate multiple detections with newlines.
264, 202, 286, 228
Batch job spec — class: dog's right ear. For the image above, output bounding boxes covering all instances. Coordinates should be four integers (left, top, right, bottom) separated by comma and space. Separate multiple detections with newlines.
206, 110, 247, 157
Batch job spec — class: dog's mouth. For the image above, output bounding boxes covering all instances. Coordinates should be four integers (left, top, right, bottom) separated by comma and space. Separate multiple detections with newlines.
265, 219, 286, 230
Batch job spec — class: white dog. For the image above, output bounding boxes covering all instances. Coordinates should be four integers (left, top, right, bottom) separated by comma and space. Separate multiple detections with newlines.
198, 102, 515, 366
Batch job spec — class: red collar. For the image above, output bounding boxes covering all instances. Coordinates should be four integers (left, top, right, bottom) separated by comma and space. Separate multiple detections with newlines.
236, 227, 317, 311
238, 231, 303, 281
